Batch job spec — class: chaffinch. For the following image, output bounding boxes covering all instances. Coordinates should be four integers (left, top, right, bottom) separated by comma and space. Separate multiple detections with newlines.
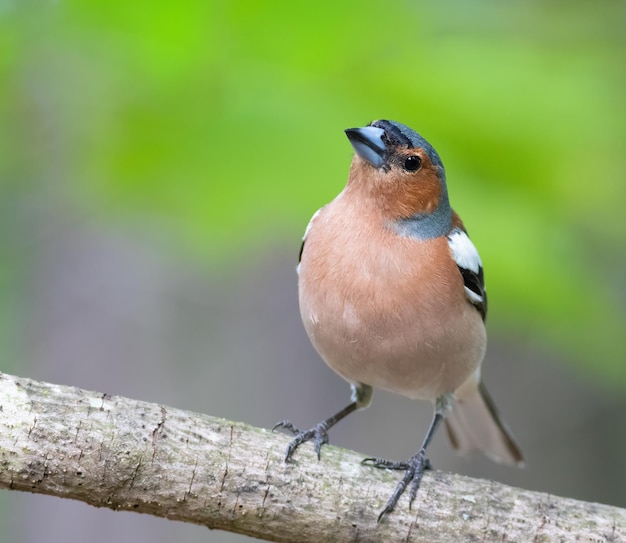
275, 120, 524, 521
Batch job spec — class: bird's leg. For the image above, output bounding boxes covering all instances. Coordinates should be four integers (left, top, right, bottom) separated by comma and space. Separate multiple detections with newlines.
273, 402, 356, 461
273, 383, 372, 462
362, 394, 453, 522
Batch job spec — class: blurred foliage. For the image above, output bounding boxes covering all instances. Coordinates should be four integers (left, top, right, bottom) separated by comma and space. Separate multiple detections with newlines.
1, 1, 625, 382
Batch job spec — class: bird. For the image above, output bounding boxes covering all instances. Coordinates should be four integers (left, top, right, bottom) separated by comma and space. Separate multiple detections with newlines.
274, 119, 524, 522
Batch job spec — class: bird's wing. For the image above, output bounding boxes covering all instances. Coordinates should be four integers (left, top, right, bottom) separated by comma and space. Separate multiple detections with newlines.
447, 226, 487, 321
298, 207, 324, 271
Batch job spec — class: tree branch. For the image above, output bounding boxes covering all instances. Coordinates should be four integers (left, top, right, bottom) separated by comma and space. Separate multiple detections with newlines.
0, 371, 623, 542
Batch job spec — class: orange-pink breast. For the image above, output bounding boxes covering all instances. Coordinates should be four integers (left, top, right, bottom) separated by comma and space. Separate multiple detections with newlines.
298, 196, 486, 401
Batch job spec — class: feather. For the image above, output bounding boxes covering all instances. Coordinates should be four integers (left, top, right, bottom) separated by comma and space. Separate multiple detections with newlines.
447, 227, 487, 320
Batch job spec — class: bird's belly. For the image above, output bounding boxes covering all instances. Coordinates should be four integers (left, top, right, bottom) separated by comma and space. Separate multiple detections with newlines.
299, 285, 486, 401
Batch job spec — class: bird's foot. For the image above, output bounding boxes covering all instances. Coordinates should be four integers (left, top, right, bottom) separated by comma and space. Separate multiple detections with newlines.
272, 420, 330, 462
362, 449, 432, 522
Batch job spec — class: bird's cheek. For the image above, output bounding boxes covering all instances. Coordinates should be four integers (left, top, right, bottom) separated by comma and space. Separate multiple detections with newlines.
395, 175, 441, 217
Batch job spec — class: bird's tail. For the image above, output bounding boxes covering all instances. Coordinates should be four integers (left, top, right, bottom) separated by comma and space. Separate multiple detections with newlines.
445, 380, 524, 466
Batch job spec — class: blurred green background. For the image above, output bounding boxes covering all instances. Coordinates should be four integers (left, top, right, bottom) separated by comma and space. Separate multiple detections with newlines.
1, 1, 625, 541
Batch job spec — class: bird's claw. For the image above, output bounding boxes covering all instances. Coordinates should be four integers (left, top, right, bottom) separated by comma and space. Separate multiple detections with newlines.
272, 420, 330, 462
362, 449, 431, 523
272, 420, 301, 435
361, 457, 410, 470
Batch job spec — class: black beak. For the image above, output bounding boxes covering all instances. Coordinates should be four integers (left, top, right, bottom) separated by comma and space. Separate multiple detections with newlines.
345, 125, 386, 168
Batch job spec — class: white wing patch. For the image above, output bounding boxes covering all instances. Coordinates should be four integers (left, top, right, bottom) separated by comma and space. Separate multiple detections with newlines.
447, 227, 486, 314
447, 228, 482, 273
464, 286, 484, 304
302, 207, 323, 242
297, 206, 324, 275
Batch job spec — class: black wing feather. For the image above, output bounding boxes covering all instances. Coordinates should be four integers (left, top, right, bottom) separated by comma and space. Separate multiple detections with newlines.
447, 226, 488, 322
459, 265, 487, 321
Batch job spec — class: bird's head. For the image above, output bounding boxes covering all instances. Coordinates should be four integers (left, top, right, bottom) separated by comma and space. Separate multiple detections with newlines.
345, 120, 452, 240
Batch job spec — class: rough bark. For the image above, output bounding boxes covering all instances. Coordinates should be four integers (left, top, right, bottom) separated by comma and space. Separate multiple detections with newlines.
0, 371, 623, 542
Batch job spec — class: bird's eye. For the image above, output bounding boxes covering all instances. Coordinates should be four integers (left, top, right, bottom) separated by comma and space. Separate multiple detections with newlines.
403, 155, 422, 172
